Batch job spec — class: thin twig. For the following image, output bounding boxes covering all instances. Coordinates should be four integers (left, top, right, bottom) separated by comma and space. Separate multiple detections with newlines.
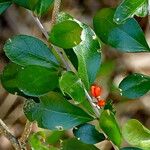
19, 120, 33, 149
51, 0, 61, 28
29, 12, 49, 39
0, 119, 22, 150
28, 10, 70, 71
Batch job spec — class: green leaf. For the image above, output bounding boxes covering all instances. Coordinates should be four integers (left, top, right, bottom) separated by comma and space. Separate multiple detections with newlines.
33, 0, 54, 16
18, 66, 59, 96
99, 110, 122, 147
46, 130, 64, 145
121, 147, 143, 150
0, 0, 11, 14
4, 35, 58, 69
62, 138, 99, 150
73, 25, 101, 89
119, 73, 150, 99
24, 92, 93, 130
114, 0, 147, 24
93, 8, 150, 52
56, 12, 102, 90
73, 123, 105, 144
29, 132, 49, 150
13, 0, 54, 16
1, 63, 22, 95
122, 119, 150, 150
59, 71, 86, 103
49, 20, 82, 49
135, 1, 148, 17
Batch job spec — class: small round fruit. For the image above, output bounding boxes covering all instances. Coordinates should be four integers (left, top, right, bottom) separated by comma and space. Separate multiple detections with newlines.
91, 85, 102, 98
97, 99, 106, 107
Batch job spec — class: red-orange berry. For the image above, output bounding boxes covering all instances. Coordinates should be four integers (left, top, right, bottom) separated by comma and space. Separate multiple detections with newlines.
97, 99, 106, 108
91, 85, 102, 98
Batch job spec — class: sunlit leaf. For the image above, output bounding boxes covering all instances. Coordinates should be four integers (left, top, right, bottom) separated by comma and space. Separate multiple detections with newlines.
99, 110, 122, 147
122, 119, 150, 149
114, 0, 147, 24
59, 71, 86, 103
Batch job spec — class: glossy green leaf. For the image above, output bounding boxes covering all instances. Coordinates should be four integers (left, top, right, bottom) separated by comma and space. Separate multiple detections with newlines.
0, 0, 11, 14
62, 138, 99, 150
93, 8, 150, 52
56, 12, 101, 90
121, 147, 143, 150
4, 35, 58, 69
73, 25, 101, 89
59, 71, 85, 103
24, 92, 93, 130
18, 66, 59, 96
119, 73, 150, 99
122, 119, 150, 149
1, 63, 22, 95
99, 110, 122, 147
33, 0, 54, 16
13, 0, 54, 16
49, 20, 82, 49
73, 123, 105, 144
114, 0, 147, 24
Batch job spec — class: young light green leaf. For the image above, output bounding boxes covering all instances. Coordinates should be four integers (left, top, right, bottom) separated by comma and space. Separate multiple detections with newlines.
4, 35, 59, 69
114, 0, 147, 24
99, 110, 122, 147
24, 92, 93, 130
120, 147, 143, 150
0, 0, 11, 14
73, 123, 105, 144
18, 66, 59, 96
13, 0, 54, 16
93, 8, 150, 52
1, 63, 22, 95
49, 20, 82, 49
122, 119, 150, 149
59, 71, 86, 103
62, 138, 99, 150
119, 73, 150, 99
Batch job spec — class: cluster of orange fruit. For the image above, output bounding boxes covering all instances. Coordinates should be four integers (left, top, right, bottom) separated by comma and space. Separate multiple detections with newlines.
90, 85, 106, 108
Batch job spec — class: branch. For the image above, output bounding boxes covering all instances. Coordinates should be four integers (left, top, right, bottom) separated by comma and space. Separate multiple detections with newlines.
28, 11, 70, 71
0, 119, 21, 150
19, 120, 33, 149
29, 1, 100, 118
